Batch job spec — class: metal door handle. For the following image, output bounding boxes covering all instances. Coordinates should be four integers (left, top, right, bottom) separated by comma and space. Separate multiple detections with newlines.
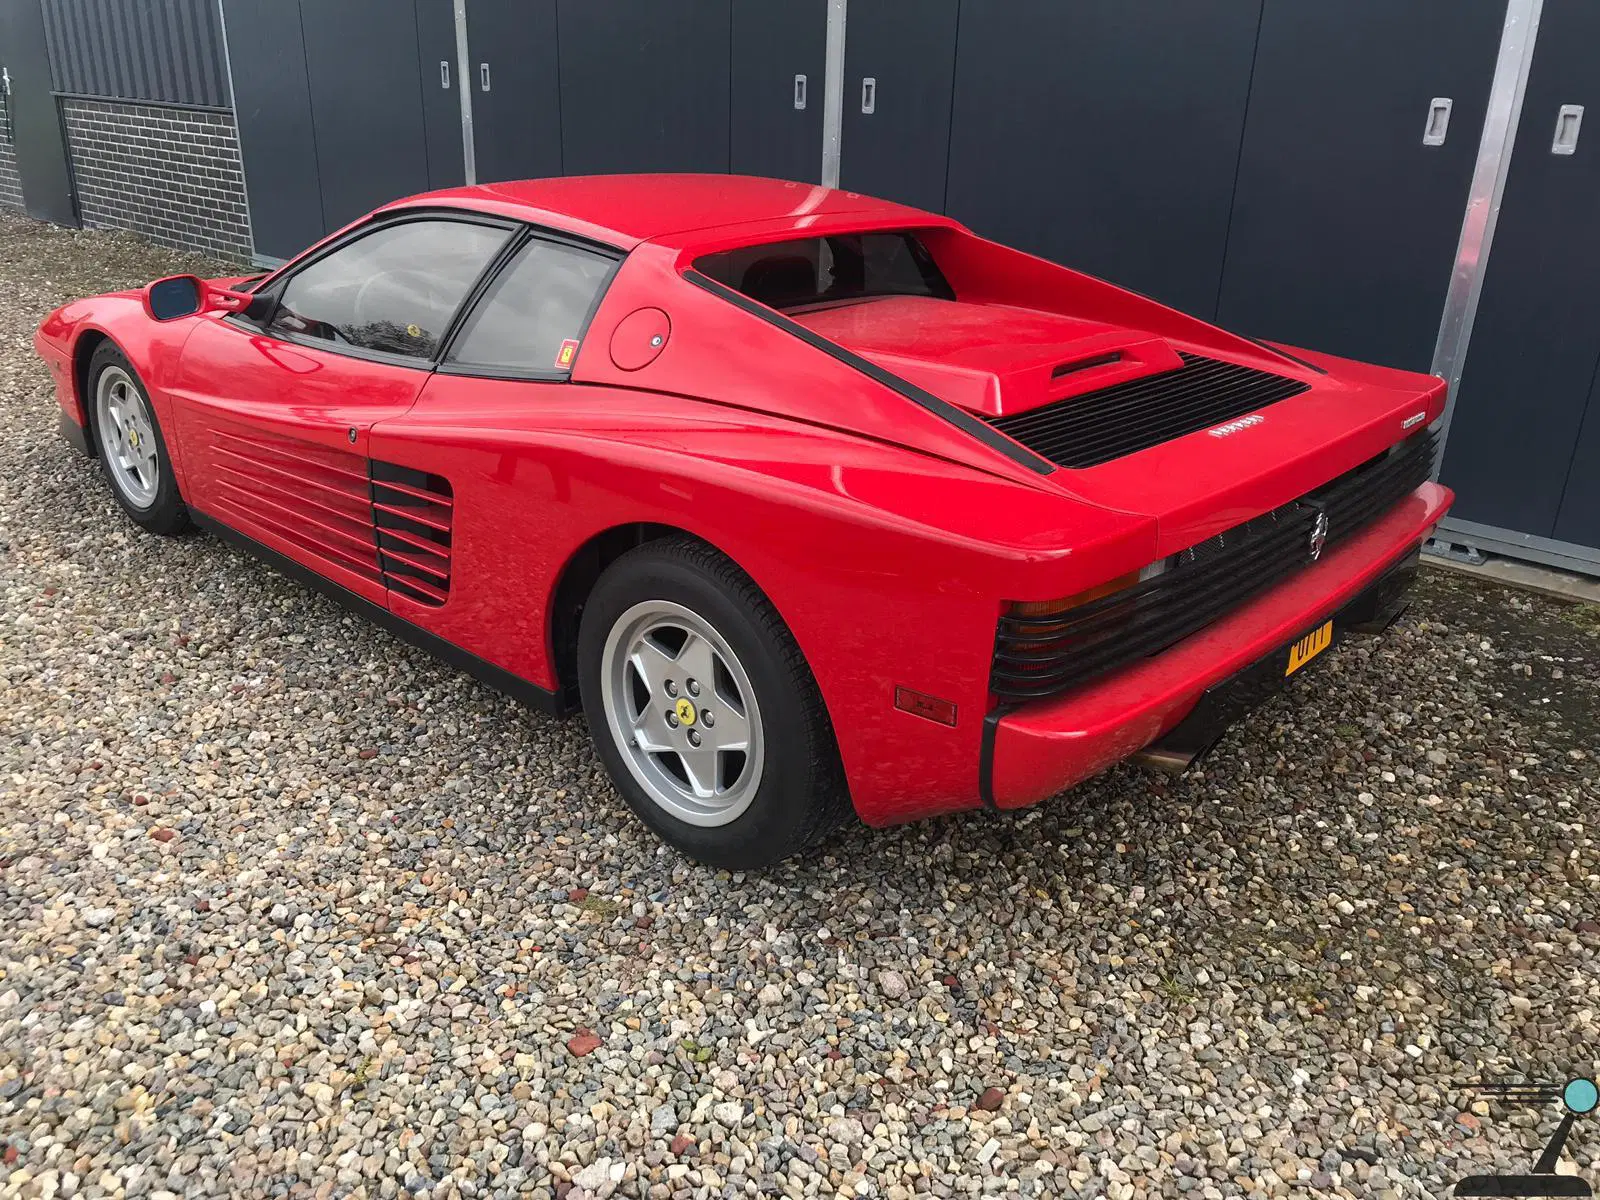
1422, 96, 1452, 146
480, 62, 491, 92
861, 76, 876, 115
794, 73, 807, 110
1553, 103, 1584, 155
439, 60, 450, 89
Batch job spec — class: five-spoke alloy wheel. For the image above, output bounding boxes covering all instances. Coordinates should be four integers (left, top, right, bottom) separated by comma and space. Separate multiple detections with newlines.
88, 341, 190, 535
600, 599, 765, 826
95, 364, 161, 509
578, 537, 850, 868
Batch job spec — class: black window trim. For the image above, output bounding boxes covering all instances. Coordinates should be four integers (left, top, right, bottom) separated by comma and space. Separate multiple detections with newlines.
434, 226, 626, 384
229, 208, 521, 370
227, 207, 626, 380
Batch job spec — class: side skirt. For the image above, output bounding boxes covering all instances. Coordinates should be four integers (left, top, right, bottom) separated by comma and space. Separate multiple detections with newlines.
191, 509, 570, 718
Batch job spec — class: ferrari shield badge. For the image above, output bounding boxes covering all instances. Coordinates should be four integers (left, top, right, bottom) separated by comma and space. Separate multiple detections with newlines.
556, 338, 580, 368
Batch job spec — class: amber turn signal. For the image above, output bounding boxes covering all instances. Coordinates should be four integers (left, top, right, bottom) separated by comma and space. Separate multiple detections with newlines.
1009, 572, 1140, 620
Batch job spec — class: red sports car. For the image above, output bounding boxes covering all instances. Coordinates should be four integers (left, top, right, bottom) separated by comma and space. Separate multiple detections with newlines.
35, 175, 1451, 867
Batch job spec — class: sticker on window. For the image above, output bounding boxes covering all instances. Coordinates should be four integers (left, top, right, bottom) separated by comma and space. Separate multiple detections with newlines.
555, 338, 579, 369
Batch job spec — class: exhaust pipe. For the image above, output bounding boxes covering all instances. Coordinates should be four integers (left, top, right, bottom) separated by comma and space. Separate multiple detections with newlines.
1132, 744, 1199, 774
1133, 734, 1223, 775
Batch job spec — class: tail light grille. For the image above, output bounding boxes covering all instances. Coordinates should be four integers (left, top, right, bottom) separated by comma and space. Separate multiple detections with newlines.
370, 461, 453, 607
991, 429, 1438, 701
987, 352, 1312, 468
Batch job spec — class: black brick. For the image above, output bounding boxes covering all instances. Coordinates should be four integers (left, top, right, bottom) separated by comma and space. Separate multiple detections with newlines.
59, 98, 253, 261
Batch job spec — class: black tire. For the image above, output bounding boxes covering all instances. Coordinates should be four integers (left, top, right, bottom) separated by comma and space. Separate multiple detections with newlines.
87, 341, 191, 535
577, 537, 852, 869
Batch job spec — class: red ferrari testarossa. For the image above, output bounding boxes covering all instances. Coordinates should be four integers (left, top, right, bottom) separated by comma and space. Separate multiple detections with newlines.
35, 174, 1451, 867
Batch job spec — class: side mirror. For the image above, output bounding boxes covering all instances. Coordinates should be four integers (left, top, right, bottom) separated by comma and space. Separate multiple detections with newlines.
142, 274, 261, 322
144, 274, 204, 321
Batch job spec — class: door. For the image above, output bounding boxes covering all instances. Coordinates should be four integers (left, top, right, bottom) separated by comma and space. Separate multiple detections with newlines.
556, 0, 732, 175
0, 0, 77, 224
839, 0, 958, 211
731, 0, 825, 181
300, 0, 434, 230
416, 0, 466, 188
372, 231, 621, 665
1216, 0, 1504, 369
1442, 0, 1600, 544
465, 0, 562, 182
1557, 379, 1600, 549
168, 215, 513, 606
224, 0, 323, 260
944, 0, 1261, 318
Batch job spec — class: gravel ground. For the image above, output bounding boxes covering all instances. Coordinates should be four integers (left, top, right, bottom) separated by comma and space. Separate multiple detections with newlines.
2, 209, 1599, 1200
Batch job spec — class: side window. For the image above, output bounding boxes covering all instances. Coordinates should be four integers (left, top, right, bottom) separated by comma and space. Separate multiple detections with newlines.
268, 219, 510, 360
446, 238, 616, 375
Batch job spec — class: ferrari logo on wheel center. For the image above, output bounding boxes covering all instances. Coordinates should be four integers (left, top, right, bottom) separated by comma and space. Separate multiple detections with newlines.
674, 697, 697, 727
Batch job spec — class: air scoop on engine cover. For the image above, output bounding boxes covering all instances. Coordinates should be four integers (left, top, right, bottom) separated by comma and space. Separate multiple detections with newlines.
789, 295, 1184, 418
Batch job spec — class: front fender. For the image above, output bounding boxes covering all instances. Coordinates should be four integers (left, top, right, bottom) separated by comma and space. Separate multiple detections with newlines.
37, 293, 207, 485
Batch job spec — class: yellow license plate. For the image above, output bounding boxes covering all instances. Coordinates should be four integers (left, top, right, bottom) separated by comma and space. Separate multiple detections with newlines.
1285, 620, 1334, 676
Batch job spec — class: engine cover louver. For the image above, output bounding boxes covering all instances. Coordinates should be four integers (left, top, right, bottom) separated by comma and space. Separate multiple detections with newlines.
370, 460, 454, 607
986, 352, 1312, 469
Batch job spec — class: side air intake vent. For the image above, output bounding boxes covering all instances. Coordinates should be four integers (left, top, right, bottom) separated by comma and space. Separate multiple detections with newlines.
988, 352, 1312, 469
370, 461, 453, 607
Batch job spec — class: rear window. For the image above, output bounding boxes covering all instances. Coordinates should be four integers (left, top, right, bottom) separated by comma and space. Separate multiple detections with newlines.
696, 232, 954, 312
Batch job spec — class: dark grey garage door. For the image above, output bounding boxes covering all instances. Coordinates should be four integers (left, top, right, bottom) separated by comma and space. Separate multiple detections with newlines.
1216, 0, 1504, 371
1441, 0, 1600, 550
556, 0, 732, 176
944, 0, 1262, 319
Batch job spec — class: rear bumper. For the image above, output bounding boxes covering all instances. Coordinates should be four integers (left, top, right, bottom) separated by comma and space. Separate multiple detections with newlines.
986, 481, 1452, 809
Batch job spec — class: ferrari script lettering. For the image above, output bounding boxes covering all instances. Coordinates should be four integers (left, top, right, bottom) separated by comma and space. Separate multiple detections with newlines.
1208, 414, 1264, 438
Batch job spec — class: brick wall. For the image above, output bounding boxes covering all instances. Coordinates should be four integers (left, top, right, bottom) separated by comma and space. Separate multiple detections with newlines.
61, 98, 252, 260
0, 134, 22, 212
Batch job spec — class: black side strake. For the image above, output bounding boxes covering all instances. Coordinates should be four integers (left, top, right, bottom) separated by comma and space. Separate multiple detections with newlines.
682, 269, 1057, 476
369, 459, 454, 607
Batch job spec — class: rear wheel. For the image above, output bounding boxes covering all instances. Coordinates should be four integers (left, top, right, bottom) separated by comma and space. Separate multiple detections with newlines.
577, 537, 851, 868
89, 342, 190, 535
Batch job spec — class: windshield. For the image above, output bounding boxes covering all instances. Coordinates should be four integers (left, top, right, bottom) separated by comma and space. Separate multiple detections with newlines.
696, 231, 954, 312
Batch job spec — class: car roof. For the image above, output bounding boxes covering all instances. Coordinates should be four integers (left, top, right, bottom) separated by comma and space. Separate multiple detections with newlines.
381, 173, 942, 250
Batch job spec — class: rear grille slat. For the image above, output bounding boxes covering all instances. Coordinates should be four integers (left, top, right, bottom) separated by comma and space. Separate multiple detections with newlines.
990, 429, 1437, 701
989, 352, 1312, 468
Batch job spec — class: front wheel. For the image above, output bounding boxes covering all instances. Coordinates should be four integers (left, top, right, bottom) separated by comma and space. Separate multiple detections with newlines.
88, 342, 190, 535
577, 537, 851, 869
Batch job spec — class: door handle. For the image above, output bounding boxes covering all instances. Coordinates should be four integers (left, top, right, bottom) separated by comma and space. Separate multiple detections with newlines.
861, 76, 876, 115
794, 73, 807, 110
439, 60, 450, 89
480, 62, 491, 92
1552, 103, 1584, 155
1422, 96, 1452, 146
